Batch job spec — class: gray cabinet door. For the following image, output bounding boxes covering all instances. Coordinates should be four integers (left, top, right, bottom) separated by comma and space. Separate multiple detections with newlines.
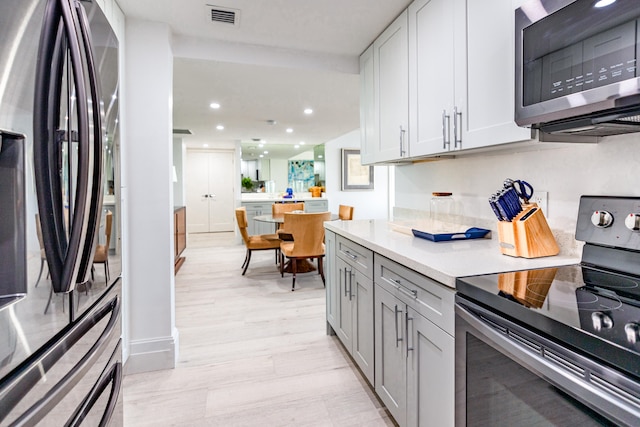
374, 283, 407, 426
336, 257, 353, 350
352, 267, 374, 383
406, 307, 455, 427
325, 230, 338, 331
241, 202, 273, 235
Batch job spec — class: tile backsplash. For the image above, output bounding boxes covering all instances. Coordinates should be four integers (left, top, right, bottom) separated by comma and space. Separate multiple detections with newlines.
393, 132, 639, 256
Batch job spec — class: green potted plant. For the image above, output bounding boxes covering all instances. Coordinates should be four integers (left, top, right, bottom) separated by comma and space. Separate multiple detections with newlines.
241, 176, 253, 192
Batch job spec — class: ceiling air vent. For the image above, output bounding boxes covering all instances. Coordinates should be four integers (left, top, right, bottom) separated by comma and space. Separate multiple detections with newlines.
206, 5, 240, 26
173, 129, 192, 135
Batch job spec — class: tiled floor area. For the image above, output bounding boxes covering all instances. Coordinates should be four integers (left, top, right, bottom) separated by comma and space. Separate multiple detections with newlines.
123, 232, 395, 426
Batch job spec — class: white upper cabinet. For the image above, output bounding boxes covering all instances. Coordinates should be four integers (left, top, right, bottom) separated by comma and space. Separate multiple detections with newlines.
454, 0, 532, 150
372, 11, 409, 163
408, 0, 456, 156
409, 0, 532, 157
359, 45, 376, 165
362, 0, 533, 163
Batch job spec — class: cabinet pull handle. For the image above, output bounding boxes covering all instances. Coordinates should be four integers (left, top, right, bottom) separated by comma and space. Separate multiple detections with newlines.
442, 110, 451, 149
454, 106, 462, 149
406, 312, 414, 355
344, 250, 358, 260
343, 268, 349, 297
399, 126, 406, 157
394, 304, 403, 347
397, 285, 418, 299
348, 269, 353, 301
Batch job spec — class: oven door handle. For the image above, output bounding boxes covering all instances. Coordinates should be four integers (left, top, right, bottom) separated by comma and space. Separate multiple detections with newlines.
456, 302, 640, 426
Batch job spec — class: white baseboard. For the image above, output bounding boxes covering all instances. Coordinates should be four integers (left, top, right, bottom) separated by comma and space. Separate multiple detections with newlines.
124, 328, 179, 375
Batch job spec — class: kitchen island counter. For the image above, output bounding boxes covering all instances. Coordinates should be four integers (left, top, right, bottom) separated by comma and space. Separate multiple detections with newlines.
240, 192, 327, 202
324, 219, 579, 288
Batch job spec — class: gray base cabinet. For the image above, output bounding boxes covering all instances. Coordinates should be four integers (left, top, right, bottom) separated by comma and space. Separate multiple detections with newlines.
240, 202, 273, 235
374, 254, 455, 427
327, 234, 375, 384
375, 283, 408, 425
325, 230, 338, 331
406, 306, 454, 427
325, 228, 455, 427
304, 199, 328, 213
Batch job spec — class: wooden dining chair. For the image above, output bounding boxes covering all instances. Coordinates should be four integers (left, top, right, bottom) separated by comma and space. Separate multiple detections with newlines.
338, 205, 354, 220
272, 202, 304, 231
92, 210, 113, 285
279, 211, 331, 291
236, 207, 281, 275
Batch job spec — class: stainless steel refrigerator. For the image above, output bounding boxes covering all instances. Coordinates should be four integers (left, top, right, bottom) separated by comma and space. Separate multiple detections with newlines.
0, 0, 122, 425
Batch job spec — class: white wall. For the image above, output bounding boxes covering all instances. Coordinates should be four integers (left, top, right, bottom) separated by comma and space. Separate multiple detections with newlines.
122, 18, 178, 374
270, 158, 289, 193
173, 138, 185, 206
395, 132, 640, 241
325, 130, 389, 220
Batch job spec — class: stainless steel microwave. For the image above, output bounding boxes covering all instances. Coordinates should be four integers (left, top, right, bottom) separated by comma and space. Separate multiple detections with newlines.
515, 0, 640, 137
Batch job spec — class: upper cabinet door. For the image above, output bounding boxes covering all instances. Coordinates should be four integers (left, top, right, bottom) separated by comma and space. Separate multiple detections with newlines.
408, 0, 455, 158
373, 11, 409, 163
359, 45, 376, 165
455, 0, 532, 150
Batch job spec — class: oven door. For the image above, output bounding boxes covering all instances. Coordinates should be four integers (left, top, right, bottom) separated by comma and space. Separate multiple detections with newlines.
455, 296, 640, 427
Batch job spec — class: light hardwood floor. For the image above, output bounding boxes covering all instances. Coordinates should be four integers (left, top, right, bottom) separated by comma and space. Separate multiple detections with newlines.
123, 232, 395, 426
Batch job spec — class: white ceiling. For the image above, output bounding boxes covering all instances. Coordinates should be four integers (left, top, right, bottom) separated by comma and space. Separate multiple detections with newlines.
115, 0, 412, 159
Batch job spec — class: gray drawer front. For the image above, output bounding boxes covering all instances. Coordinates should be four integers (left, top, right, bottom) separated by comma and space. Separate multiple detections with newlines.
336, 235, 373, 279
304, 200, 328, 213
374, 254, 454, 336
241, 202, 271, 213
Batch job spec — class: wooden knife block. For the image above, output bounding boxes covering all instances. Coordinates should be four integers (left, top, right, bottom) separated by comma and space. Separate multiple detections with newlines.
496, 203, 559, 258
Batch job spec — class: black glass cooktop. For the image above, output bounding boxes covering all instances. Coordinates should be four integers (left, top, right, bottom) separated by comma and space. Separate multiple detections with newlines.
456, 265, 640, 380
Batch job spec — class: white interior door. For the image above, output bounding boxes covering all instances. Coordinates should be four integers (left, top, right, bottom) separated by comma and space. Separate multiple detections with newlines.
186, 150, 235, 233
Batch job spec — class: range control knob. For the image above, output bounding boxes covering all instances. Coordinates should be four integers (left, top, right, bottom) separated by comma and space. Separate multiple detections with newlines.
591, 312, 614, 331
625, 322, 640, 344
624, 213, 640, 232
591, 210, 614, 228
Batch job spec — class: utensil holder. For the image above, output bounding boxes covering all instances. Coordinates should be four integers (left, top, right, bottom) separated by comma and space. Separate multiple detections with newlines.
496, 203, 559, 258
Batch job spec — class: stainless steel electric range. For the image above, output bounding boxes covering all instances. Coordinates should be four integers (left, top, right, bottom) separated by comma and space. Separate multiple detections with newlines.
455, 196, 640, 426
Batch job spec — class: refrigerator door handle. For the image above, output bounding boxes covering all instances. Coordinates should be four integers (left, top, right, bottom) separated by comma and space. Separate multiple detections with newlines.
74, 0, 104, 287
0, 294, 121, 425
66, 348, 122, 427
34, 0, 92, 294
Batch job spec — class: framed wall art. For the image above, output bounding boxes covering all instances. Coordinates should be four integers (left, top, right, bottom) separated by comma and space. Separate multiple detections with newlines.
341, 149, 373, 190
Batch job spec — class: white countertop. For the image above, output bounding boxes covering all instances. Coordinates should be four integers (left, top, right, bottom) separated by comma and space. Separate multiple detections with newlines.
325, 219, 580, 289
241, 193, 327, 202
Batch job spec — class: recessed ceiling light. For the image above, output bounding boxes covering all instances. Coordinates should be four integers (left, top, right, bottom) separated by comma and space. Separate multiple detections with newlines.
203, 144, 209, 148
294, 144, 299, 149
299, 141, 306, 145
318, 155, 323, 159
210, 102, 220, 109
259, 154, 264, 158
264, 151, 268, 154
304, 108, 313, 115
258, 143, 264, 148
286, 128, 293, 133
216, 125, 224, 130
594, 0, 615, 7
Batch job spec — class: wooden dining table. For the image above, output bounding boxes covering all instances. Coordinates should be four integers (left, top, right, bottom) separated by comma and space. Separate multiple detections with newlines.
254, 213, 339, 233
